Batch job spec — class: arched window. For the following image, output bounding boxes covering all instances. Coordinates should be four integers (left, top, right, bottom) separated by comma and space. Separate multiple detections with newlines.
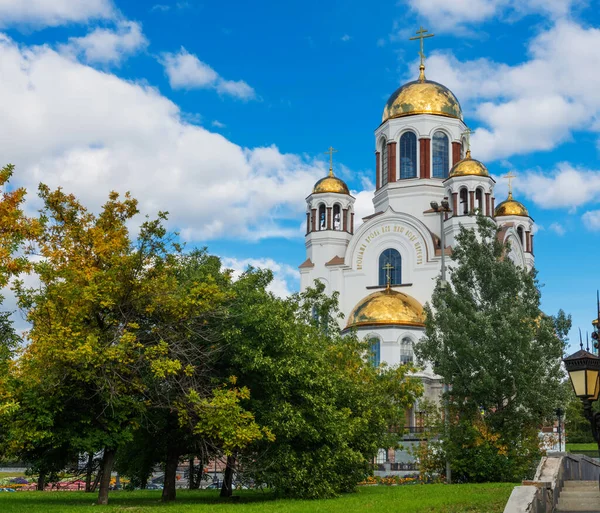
400, 132, 417, 179
333, 204, 341, 231
475, 188, 484, 213
379, 248, 402, 286
381, 138, 389, 187
369, 337, 381, 368
318, 204, 326, 230
432, 131, 449, 178
400, 337, 413, 365
517, 226, 524, 245
376, 448, 387, 464
459, 188, 468, 215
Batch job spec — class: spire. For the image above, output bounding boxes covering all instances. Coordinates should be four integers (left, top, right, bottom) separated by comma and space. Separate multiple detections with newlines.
503, 171, 516, 200
461, 128, 473, 159
409, 26, 434, 83
324, 146, 338, 177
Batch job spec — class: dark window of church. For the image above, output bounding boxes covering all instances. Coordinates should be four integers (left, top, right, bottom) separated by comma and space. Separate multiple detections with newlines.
379, 248, 402, 286
400, 337, 413, 365
318, 204, 326, 230
475, 188, 483, 212
333, 204, 341, 231
400, 132, 417, 179
460, 188, 468, 215
381, 139, 389, 187
517, 226, 524, 245
432, 131, 449, 178
369, 337, 381, 368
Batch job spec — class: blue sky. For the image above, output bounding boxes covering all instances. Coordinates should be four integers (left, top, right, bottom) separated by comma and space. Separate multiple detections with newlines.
1, 0, 599, 350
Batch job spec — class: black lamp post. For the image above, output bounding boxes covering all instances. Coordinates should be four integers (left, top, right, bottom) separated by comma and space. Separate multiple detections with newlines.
563, 348, 600, 457
555, 408, 564, 452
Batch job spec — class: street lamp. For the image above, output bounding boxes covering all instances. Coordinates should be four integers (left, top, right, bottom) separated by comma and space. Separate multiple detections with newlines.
563, 348, 600, 456
429, 199, 452, 288
555, 408, 564, 452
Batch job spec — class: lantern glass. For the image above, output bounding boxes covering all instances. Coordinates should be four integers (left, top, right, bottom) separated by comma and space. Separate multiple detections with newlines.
569, 369, 587, 397
592, 375, 600, 401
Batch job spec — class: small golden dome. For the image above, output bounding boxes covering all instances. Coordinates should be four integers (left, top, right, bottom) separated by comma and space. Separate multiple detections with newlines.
449, 150, 489, 178
593, 318, 598, 326
313, 171, 349, 195
382, 69, 463, 123
494, 192, 529, 217
346, 288, 425, 329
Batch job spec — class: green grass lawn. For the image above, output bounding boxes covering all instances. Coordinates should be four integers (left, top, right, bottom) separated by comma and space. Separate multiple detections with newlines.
0, 484, 516, 513
566, 443, 598, 452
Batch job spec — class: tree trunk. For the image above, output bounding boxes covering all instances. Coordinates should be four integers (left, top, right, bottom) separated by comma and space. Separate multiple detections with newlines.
191, 456, 201, 490
85, 452, 94, 492
220, 455, 235, 498
97, 448, 116, 505
37, 472, 45, 491
91, 467, 102, 492
188, 455, 195, 490
161, 446, 179, 502
140, 475, 148, 490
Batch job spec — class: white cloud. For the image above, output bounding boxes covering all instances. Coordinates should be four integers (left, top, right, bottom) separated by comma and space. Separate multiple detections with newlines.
211, 120, 226, 128
549, 222, 566, 235
341, 34, 351, 42
151, 4, 170, 12
0, 0, 115, 28
0, 34, 326, 242
60, 21, 147, 65
221, 257, 299, 297
582, 211, 600, 231
160, 47, 256, 100
401, 0, 579, 32
415, 21, 600, 161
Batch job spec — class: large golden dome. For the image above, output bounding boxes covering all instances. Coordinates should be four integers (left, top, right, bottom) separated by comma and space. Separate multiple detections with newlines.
313, 172, 349, 195
495, 192, 529, 217
382, 68, 463, 123
449, 151, 489, 178
346, 288, 425, 329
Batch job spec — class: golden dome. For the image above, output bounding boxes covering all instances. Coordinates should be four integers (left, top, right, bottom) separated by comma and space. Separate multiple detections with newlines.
449, 150, 489, 178
382, 68, 463, 123
495, 192, 529, 217
346, 288, 425, 329
313, 171, 349, 195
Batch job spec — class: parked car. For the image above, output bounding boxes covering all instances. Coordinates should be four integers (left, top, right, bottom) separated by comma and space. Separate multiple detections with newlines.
0, 488, 16, 492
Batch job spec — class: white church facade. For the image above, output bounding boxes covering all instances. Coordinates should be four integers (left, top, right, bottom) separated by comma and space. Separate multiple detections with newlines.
298, 37, 534, 469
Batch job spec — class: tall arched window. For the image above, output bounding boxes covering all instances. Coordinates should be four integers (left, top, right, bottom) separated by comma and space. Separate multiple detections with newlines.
381, 138, 389, 187
318, 204, 326, 230
432, 131, 449, 178
333, 204, 341, 231
475, 188, 484, 213
379, 248, 402, 286
369, 337, 381, 368
459, 188, 468, 215
400, 337, 413, 365
517, 226, 524, 245
400, 132, 417, 179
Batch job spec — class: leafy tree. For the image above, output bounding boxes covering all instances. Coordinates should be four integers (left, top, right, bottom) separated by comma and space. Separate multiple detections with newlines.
224, 275, 422, 498
415, 215, 568, 482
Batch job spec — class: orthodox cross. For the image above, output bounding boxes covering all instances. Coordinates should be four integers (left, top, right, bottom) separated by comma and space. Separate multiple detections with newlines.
324, 146, 338, 176
503, 171, 516, 196
461, 128, 473, 155
409, 26, 435, 67
383, 263, 394, 288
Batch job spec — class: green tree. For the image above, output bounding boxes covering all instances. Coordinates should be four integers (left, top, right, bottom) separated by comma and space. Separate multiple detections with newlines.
415, 215, 568, 482
224, 275, 422, 498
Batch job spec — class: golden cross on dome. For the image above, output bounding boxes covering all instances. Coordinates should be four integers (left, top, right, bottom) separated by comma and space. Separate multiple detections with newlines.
409, 26, 435, 68
503, 171, 517, 198
324, 146, 338, 176
461, 128, 473, 157
383, 262, 394, 289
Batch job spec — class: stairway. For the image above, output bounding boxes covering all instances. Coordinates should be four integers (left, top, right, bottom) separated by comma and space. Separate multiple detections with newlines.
556, 481, 600, 512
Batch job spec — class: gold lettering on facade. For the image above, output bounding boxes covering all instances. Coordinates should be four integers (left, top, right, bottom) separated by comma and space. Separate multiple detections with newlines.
355, 224, 424, 269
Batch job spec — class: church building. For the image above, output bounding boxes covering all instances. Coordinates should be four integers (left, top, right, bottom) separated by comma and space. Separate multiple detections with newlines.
298, 29, 534, 470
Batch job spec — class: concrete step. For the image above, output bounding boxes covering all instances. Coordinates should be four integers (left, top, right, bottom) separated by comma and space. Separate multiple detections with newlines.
557, 481, 600, 512
563, 481, 599, 488
561, 491, 600, 499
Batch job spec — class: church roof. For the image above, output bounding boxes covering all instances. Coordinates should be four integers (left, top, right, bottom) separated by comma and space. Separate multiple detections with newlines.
448, 150, 489, 178
345, 287, 425, 329
382, 66, 462, 123
495, 192, 529, 217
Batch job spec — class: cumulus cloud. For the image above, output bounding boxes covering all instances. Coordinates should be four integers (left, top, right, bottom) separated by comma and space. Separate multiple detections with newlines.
549, 222, 566, 235
60, 21, 148, 65
414, 21, 600, 161
583, 211, 600, 231
0, 34, 327, 242
401, 0, 578, 32
221, 257, 299, 297
0, 0, 115, 28
160, 47, 256, 100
